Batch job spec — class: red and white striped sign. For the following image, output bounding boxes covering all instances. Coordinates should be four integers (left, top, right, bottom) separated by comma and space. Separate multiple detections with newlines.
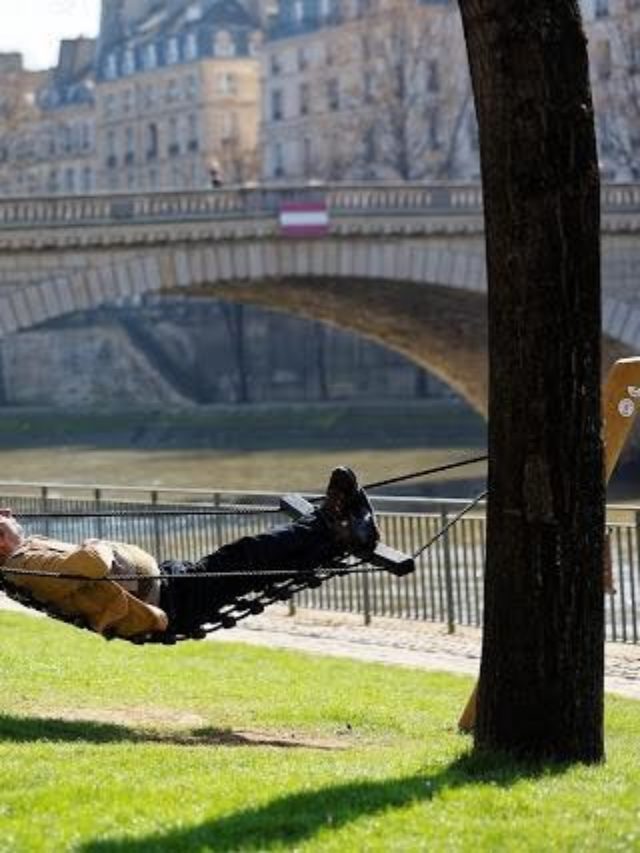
279, 201, 329, 237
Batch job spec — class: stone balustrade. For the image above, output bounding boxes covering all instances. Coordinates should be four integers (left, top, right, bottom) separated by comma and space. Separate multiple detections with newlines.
0, 183, 484, 230
0, 182, 639, 232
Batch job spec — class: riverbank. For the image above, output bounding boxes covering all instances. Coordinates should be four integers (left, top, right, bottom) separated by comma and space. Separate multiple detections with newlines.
0, 399, 488, 496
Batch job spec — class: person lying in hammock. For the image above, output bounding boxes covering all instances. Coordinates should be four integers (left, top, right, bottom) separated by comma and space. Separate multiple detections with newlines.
0, 467, 383, 644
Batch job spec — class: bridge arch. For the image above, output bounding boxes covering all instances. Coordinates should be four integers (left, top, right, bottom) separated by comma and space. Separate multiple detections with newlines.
0, 232, 634, 414
0, 240, 489, 411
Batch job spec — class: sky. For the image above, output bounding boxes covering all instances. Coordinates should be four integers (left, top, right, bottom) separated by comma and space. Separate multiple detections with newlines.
0, 0, 101, 70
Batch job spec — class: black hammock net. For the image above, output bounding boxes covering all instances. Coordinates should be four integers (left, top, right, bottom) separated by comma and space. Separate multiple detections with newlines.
0, 457, 488, 643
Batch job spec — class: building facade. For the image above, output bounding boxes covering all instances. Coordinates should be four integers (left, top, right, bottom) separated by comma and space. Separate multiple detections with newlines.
0, 45, 96, 197
582, 0, 640, 180
95, 0, 263, 189
0, 0, 263, 196
260, 0, 479, 182
1, 0, 638, 195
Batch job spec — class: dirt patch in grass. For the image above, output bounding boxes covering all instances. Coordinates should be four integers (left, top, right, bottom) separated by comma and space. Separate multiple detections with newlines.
39, 707, 353, 750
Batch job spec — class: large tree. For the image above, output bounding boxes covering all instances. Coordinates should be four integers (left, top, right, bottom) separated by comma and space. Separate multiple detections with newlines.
458, 1, 605, 761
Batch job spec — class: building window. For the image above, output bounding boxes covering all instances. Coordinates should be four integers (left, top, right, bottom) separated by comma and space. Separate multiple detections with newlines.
187, 114, 199, 150
325, 42, 334, 66
82, 166, 92, 192
630, 31, 640, 72
123, 49, 135, 75
186, 2, 202, 21
468, 112, 479, 150
298, 46, 309, 70
185, 32, 198, 60
125, 126, 135, 164
214, 31, 236, 57
143, 84, 155, 108
428, 107, 440, 150
65, 168, 75, 193
270, 53, 281, 75
249, 31, 262, 56
168, 116, 180, 155
218, 72, 237, 95
185, 74, 198, 99
299, 82, 309, 115
327, 78, 339, 111
427, 61, 440, 93
273, 142, 284, 177
105, 53, 118, 79
59, 125, 72, 153
221, 112, 237, 141
361, 34, 370, 61
80, 122, 92, 151
145, 43, 158, 70
167, 37, 180, 64
595, 39, 611, 79
595, 0, 609, 17
45, 130, 55, 156
171, 164, 183, 186
363, 127, 375, 163
302, 137, 312, 175
271, 89, 283, 121
362, 71, 374, 104
294, 0, 304, 21
105, 93, 116, 117
122, 88, 133, 113
147, 123, 158, 159
106, 129, 117, 168
167, 79, 179, 101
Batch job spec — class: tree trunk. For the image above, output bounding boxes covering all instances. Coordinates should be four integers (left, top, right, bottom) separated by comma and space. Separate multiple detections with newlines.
458, 0, 605, 761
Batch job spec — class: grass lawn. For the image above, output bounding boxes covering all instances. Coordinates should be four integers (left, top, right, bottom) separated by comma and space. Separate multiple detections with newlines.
0, 613, 638, 853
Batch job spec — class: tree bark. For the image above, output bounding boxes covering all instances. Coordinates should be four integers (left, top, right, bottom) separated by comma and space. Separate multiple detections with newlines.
458, 0, 605, 761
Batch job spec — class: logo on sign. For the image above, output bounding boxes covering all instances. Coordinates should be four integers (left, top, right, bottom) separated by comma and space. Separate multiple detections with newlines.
618, 398, 635, 418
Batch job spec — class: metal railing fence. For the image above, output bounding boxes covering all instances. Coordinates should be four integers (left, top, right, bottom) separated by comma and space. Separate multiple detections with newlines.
0, 481, 638, 644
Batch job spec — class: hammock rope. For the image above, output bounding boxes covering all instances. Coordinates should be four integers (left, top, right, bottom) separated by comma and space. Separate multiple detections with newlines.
12, 453, 489, 520
0, 453, 488, 582
0, 454, 488, 643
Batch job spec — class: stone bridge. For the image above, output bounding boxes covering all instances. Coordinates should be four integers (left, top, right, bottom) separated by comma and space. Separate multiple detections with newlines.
0, 182, 639, 412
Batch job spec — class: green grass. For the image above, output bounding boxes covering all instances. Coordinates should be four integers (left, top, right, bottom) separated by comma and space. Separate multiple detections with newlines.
0, 613, 639, 852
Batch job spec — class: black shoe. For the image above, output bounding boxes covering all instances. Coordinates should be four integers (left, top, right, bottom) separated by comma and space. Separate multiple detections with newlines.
322, 466, 359, 519
320, 467, 380, 557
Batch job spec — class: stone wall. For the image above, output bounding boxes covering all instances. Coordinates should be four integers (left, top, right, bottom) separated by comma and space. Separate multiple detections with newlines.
0, 298, 453, 409
0, 323, 190, 409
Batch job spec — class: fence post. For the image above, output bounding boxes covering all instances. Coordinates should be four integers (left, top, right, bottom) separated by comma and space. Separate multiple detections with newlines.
362, 571, 371, 626
41, 485, 50, 537
152, 490, 162, 560
441, 507, 456, 634
94, 488, 104, 540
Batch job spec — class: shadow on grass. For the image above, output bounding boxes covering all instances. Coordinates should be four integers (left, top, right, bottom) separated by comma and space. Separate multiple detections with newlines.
0, 714, 344, 750
81, 751, 568, 853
